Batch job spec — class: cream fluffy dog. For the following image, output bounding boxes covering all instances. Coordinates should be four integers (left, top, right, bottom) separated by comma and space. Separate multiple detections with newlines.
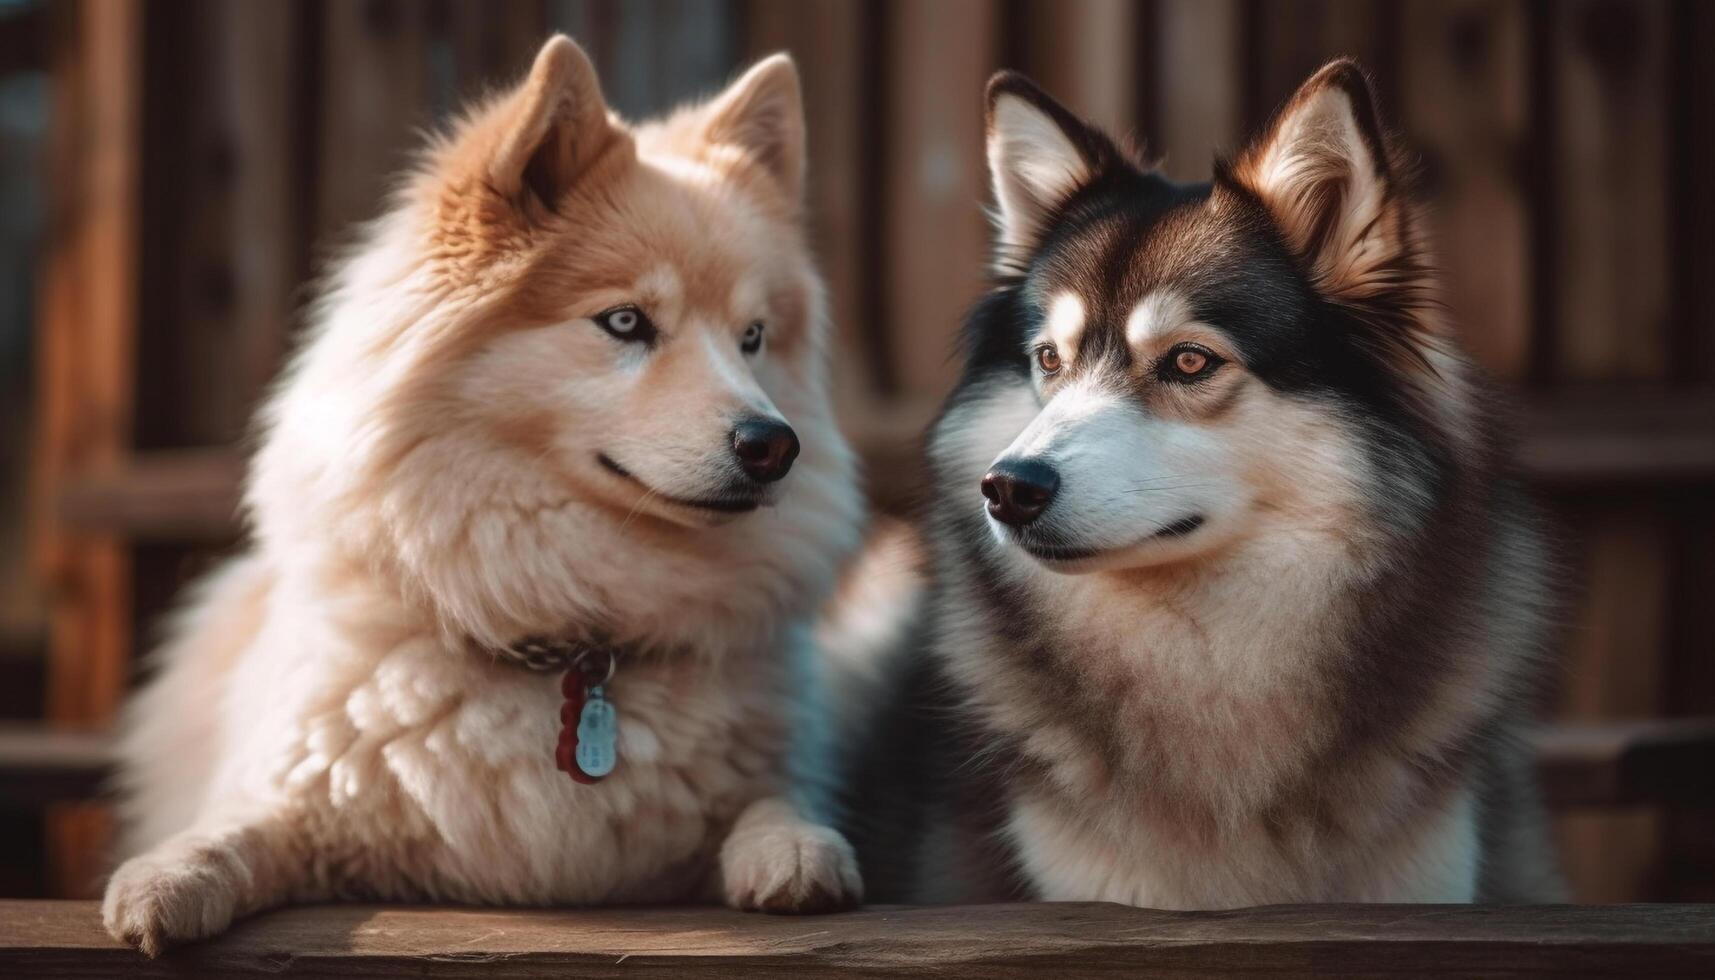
103, 35, 865, 955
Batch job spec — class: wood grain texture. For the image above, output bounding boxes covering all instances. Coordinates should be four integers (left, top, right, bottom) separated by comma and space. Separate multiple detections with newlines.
1152, 0, 1242, 181
745, 0, 876, 412
1400, 0, 1531, 380
1015, 0, 1137, 139
2, 901, 1713, 977
50, 393, 1715, 539
1549, 0, 1670, 381
31, 0, 142, 899
9, 719, 1713, 809
880, 0, 998, 403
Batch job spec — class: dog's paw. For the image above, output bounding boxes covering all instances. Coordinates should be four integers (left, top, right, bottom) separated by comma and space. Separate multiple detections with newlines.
102, 848, 242, 957
720, 799, 862, 914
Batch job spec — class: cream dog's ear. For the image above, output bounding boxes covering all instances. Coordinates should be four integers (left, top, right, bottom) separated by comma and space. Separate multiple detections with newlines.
488, 34, 631, 209
699, 53, 808, 202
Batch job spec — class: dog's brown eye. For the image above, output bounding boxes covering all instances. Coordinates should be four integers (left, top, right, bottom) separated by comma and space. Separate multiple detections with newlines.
1163, 344, 1221, 382
741, 321, 765, 355
1036, 344, 1062, 375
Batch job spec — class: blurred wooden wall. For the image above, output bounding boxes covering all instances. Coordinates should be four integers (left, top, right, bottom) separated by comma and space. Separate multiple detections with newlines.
22, 0, 1715, 901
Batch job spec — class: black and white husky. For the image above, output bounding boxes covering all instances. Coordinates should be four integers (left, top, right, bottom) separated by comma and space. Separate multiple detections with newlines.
843, 61, 1563, 907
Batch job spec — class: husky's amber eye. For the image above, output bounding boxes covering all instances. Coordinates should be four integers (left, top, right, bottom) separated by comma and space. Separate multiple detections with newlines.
1035, 344, 1062, 376
594, 305, 657, 345
741, 321, 765, 355
1162, 344, 1222, 382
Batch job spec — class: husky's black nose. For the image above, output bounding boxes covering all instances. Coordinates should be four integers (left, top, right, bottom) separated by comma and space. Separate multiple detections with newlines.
732, 418, 800, 483
982, 459, 1059, 527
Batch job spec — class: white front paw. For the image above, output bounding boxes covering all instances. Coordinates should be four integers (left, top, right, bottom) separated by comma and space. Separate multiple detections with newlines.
720, 801, 862, 914
102, 849, 242, 957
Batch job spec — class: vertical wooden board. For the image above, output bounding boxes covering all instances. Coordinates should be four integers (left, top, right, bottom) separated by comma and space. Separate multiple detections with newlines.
746, 1, 873, 410
1669, 0, 1715, 384
445, 0, 548, 96
1153, 0, 1242, 180
1663, 501, 1715, 900
1016, 0, 1136, 139
1249, 0, 1395, 131
1549, 0, 1669, 381
218, 1, 302, 427
1553, 504, 1670, 901
594, 1, 735, 120
1399, 0, 1531, 380
315, 0, 430, 245
32, 0, 141, 896
136, 0, 301, 447
881, 0, 998, 404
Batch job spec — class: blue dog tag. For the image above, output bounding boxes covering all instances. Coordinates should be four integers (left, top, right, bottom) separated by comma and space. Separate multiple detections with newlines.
575, 685, 617, 778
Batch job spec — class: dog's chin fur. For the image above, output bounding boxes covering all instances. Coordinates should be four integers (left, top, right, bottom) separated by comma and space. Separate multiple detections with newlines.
105, 36, 864, 957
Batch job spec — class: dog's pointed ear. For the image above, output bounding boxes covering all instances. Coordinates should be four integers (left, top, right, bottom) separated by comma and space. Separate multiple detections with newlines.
1226, 59, 1407, 304
985, 72, 1120, 266
699, 54, 806, 201
490, 35, 628, 209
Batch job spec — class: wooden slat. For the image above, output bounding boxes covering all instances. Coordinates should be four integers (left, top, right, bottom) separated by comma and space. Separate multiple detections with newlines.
880, 0, 998, 403
1549, 0, 1670, 381
1554, 503, 1671, 903
1670, 0, 1715, 384
1400, 0, 1531, 380
1152, 0, 1244, 181
0, 729, 112, 809
218, 0, 304, 429
31, 0, 143, 899
1015, 0, 1137, 139
1536, 717, 1715, 808
7, 712, 1713, 811
745, 1, 876, 412
1516, 390, 1715, 490
57, 452, 245, 543
53, 391, 1715, 539
135, 0, 303, 448
1248, 0, 1397, 133
3, 901, 1714, 977
314, 0, 429, 244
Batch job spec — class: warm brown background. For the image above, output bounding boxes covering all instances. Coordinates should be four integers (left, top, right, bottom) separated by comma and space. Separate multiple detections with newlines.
0, 0, 1710, 903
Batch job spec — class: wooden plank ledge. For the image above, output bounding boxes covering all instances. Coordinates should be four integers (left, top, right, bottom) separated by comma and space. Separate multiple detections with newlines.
2, 901, 1714, 978
8, 718, 1715, 810
51, 390, 1715, 540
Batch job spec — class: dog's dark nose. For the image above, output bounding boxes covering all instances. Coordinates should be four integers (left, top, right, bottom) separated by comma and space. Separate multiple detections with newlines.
981, 459, 1059, 527
732, 418, 800, 483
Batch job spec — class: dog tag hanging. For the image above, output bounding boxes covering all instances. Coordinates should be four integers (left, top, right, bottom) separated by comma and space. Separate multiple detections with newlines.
574, 685, 617, 778
555, 651, 617, 784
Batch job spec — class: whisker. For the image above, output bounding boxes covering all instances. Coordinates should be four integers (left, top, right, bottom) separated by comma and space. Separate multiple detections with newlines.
618, 486, 659, 534
1122, 482, 1214, 494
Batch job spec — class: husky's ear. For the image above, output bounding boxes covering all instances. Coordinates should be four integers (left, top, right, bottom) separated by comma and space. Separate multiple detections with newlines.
985, 72, 1121, 269
1227, 59, 1409, 305
489, 35, 627, 209
699, 54, 806, 201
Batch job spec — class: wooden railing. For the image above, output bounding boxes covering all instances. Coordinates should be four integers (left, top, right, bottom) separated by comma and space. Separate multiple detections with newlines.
3, 900, 1713, 976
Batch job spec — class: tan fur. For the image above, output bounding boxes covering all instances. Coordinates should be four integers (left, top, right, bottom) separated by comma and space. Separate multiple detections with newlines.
105, 36, 864, 956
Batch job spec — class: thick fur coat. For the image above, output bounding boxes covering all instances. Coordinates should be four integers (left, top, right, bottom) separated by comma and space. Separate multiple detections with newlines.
105, 36, 864, 955
844, 61, 1564, 908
